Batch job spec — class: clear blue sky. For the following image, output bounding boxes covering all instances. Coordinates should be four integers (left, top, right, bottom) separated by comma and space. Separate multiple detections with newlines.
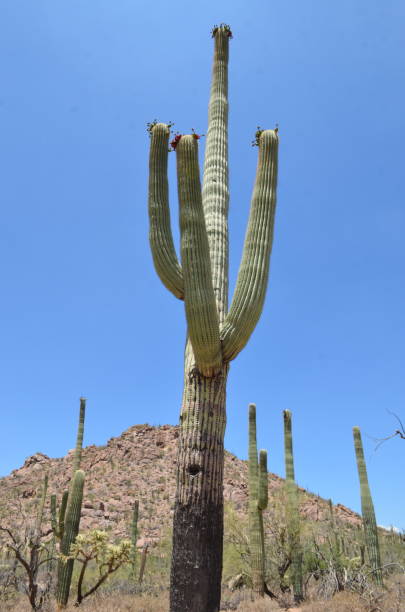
1, 1, 404, 530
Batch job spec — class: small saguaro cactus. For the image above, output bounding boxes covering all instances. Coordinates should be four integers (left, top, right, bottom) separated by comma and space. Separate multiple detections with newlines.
283, 410, 303, 603
352, 426, 383, 586
248, 404, 268, 596
130, 500, 139, 579
56, 469, 85, 610
147, 25, 279, 612
55, 398, 87, 609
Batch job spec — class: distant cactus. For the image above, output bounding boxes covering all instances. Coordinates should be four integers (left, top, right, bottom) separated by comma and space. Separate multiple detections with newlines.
56, 469, 85, 610
283, 410, 303, 603
353, 426, 383, 585
248, 404, 268, 596
130, 500, 139, 579
55, 398, 87, 609
72, 397, 86, 474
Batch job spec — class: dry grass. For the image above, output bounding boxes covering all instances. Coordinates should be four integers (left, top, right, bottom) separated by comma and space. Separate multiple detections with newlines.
3, 574, 404, 611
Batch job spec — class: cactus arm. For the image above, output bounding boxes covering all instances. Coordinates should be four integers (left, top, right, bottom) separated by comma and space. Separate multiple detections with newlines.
353, 426, 383, 585
149, 123, 184, 300
202, 26, 231, 323
72, 398, 86, 475
59, 491, 68, 540
258, 450, 268, 511
177, 135, 222, 376
56, 470, 85, 609
220, 130, 278, 362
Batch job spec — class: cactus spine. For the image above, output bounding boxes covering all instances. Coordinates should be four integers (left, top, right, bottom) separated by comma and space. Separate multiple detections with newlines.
55, 398, 87, 609
283, 410, 303, 603
248, 404, 268, 596
353, 426, 383, 585
148, 25, 278, 612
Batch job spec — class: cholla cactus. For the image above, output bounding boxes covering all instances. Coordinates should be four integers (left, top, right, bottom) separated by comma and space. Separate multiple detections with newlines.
248, 404, 268, 596
68, 530, 131, 606
283, 410, 303, 603
147, 25, 278, 612
353, 426, 383, 585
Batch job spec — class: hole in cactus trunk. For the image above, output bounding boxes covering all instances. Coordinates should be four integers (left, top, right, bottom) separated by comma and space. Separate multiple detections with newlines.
188, 464, 201, 477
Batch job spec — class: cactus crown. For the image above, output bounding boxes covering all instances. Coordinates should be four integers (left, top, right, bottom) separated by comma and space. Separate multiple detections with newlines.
211, 23, 233, 38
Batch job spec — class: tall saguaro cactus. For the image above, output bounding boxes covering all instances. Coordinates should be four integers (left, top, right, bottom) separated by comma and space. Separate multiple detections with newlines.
283, 410, 303, 603
248, 404, 268, 596
55, 398, 87, 609
352, 426, 383, 586
148, 25, 278, 612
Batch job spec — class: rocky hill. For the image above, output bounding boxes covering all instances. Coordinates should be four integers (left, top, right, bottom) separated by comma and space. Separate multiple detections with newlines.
0, 424, 361, 548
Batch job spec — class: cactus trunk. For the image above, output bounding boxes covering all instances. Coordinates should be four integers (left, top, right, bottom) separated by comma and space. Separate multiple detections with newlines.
147, 24, 279, 612
170, 351, 227, 611
283, 410, 303, 603
353, 426, 383, 586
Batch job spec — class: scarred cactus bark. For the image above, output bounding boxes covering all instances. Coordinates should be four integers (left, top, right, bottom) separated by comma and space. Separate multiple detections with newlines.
353, 426, 383, 585
147, 25, 279, 612
248, 404, 268, 596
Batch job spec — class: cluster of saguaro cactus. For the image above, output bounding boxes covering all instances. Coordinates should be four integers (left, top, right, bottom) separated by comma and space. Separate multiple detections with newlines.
148, 23, 278, 612
283, 410, 303, 603
352, 426, 383, 585
55, 398, 87, 610
247, 404, 268, 596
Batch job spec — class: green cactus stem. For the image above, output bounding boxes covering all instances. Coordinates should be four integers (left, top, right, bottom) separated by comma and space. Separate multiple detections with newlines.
51, 490, 68, 541
56, 469, 85, 610
248, 404, 268, 596
353, 426, 383, 586
130, 500, 139, 579
72, 397, 86, 475
148, 24, 279, 612
283, 410, 303, 603
55, 399, 87, 609
35, 473, 48, 533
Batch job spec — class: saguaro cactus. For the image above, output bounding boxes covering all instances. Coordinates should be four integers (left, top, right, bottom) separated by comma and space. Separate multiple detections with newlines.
130, 500, 139, 579
353, 426, 383, 585
248, 404, 268, 596
55, 398, 87, 609
283, 410, 303, 603
147, 24, 278, 612
56, 470, 85, 610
